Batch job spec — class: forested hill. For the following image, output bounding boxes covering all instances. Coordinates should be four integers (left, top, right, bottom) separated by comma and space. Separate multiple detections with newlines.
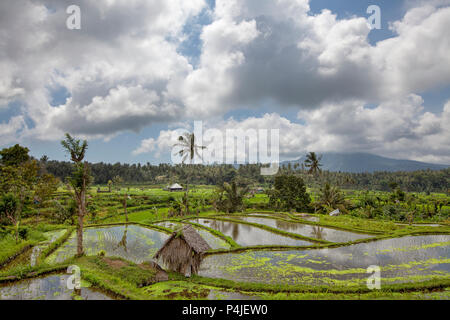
283, 152, 449, 173
41, 160, 450, 193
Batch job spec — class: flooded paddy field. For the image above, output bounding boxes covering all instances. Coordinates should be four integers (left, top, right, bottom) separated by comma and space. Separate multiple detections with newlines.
188, 219, 313, 247
0, 274, 113, 300
143, 280, 260, 300
199, 235, 450, 286
228, 216, 372, 242
46, 225, 169, 264
396, 223, 442, 227
297, 216, 320, 223
153, 221, 183, 230
1, 230, 67, 272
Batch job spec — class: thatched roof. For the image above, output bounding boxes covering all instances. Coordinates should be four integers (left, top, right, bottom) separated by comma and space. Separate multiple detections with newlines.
155, 225, 210, 257
153, 225, 211, 275
180, 225, 211, 253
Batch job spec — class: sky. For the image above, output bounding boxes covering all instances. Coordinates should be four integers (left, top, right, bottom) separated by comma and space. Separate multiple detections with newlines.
0, 0, 450, 165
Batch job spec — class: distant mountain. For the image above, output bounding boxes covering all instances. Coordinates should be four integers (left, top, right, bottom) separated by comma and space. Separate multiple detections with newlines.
282, 152, 449, 173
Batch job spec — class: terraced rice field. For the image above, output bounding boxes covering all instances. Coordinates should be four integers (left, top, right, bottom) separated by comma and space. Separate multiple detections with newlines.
188, 218, 314, 246
225, 216, 372, 242
199, 235, 450, 286
46, 225, 169, 264
0, 274, 112, 300
2, 210, 449, 300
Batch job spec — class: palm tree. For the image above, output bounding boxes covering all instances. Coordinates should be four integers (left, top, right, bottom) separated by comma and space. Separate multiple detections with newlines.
174, 132, 206, 164
318, 183, 346, 210
217, 181, 249, 213
304, 152, 322, 176
173, 132, 206, 215
61, 133, 91, 256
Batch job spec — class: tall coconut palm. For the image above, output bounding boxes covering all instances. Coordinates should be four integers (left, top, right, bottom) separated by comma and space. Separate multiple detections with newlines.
173, 132, 206, 215
304, 152, 323, 176
61, 133, 91, 256
318, 183, 346, 209
174, 132, 206, 164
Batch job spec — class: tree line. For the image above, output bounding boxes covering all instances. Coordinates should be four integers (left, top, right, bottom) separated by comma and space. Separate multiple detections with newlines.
40, 158, 449, 193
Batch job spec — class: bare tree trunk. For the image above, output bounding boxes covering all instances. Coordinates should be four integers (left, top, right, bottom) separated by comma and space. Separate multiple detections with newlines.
184, 179, 188, 216
185, 190, 189, 216
124, 192, 128, 223
185, 162, 191, 216
76, 172, 86, 256
76, 208, 84, 256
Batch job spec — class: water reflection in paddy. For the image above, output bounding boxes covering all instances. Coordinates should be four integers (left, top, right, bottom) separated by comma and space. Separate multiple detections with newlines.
200, 235, 450, 286
0, 274, 113, 300
396, 223, 442, 227
47, 225, 169, 264
233, 216, 371, 242
189, 219, 312, 247
298, 216, 320, 223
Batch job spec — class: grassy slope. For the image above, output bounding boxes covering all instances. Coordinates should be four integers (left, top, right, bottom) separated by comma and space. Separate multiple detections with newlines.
1, 187, 449, 300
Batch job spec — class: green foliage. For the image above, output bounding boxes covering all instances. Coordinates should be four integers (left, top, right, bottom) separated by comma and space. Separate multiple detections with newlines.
18, 226, 29, 240
304, 152, 323, 175
87, 202, 99, 222
389, 181, 399, 191
0, 223, 58, 267
391, 188, 406, 202
214, 181, 249, 213
67, 162, 93, 191
268, 175, 311, 212
0, 237, 33, 267
112, 175, 124, 190
40, 156, 449, 193
61, 133, 88, 163
34, 173, 59, 205
316, 183, 348, 213
51, 199, 76, 224
382, 205, 407, 221
0, 193, 18, 225
168, 194, 189, 217
98, 250, 106, 257
84, 256, 159, 288
0, 144, 30, 166
0, 145, 48, 243
0, 158, 39, 195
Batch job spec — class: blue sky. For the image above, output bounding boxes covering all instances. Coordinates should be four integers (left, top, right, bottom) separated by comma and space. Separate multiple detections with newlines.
1, 0, 449, 165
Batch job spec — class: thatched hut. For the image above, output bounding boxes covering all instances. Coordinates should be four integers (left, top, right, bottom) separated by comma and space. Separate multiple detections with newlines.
168, 183, 184, 192
153, 225, 211, 276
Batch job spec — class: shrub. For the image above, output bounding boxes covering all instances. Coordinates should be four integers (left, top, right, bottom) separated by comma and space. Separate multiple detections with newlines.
382, 205, 407, 221
51, 199, 76, 224
18, 226, 30, 240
